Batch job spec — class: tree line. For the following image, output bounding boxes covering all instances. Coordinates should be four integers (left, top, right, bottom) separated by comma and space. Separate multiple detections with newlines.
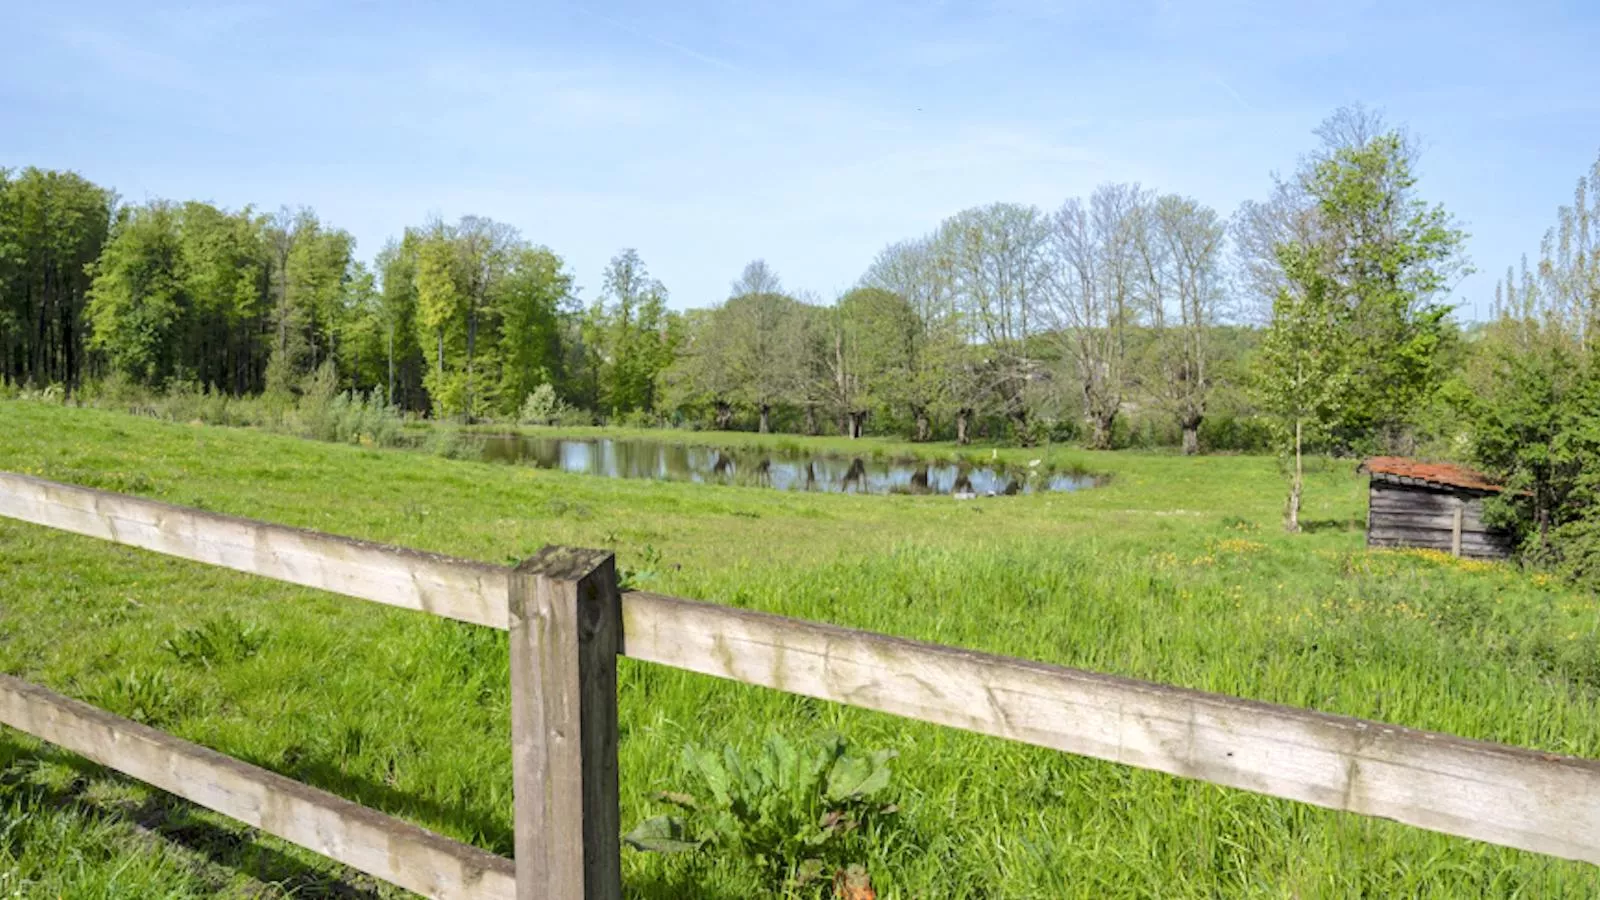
0, 161, 1262, 450
0, 107, 1533, 471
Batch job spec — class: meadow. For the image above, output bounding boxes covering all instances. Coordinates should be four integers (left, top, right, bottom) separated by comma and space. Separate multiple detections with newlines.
1, 400, 1599, 897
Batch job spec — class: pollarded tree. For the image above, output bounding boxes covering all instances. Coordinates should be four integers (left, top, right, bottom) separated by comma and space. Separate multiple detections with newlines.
1136, 193, 1227, 455
658, 306, 741, 430
937, 204, 1050, 437
825, 287, 920, 438
722, 260, 813, 433
1043, 184, 1146, 449
859, 237, 963, 441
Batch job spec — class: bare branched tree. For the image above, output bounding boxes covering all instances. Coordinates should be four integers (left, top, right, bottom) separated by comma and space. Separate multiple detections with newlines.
936, 203, 1050, 439
1043, 184, 1146, 449
1137, 194, 1227, 454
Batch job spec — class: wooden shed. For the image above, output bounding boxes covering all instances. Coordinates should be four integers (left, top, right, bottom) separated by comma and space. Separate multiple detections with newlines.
1362, 457, 1516, 560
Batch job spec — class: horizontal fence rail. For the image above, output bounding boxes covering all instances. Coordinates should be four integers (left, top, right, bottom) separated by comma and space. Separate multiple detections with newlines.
3, 469, 1600, 879
0, 472, 509, 628
0, 674, 515, 899
622, 592, 1600, 863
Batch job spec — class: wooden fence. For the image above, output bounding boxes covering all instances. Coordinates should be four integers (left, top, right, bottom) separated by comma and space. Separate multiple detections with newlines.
2, 469, 1599, 898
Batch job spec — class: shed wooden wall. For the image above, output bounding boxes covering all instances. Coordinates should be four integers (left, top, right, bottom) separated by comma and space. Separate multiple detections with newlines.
1366, 480, 1515, 560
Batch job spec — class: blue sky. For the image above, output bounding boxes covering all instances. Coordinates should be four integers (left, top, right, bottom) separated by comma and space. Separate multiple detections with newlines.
3, 1, 1597, 319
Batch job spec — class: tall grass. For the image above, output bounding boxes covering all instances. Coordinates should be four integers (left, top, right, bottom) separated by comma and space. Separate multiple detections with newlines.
26, 370, 411, 449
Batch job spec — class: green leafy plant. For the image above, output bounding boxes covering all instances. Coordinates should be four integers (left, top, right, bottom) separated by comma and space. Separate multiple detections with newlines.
625, 734, 898, 889
160, 615, 266, 669
618, 544, 665, 590
517, 383, 569, 426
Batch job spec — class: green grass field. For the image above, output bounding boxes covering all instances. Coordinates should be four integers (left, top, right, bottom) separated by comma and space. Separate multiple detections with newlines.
2, 400, 1598, 897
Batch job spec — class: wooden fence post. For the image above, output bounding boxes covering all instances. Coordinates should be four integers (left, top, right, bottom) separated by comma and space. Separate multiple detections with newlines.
508, 546, 623, 900
1451, 499, 1465, 557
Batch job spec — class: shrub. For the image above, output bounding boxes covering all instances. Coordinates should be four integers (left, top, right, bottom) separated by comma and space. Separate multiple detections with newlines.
517, 384, 567, 426
1200, 414, 1275, 454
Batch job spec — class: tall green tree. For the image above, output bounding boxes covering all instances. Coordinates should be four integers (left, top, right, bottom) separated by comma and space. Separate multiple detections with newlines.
0, 168, 112, 388
1253, 243, 1350, 532
175, 201, 270, 392
1252, 110, 1466, 529
374, 233, 426, 409
497, 245, 574, 417
590, 249, 673, 416
414, 230, 469, 415
723, 260, 813, 433
85, 203, 189, 385
1456, 149, 1600, 577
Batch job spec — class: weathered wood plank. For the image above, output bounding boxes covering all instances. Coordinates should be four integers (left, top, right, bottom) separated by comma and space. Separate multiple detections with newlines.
1370, 511, 1479, 531
1369, 492, 1485, 517
0, 471, 511, 629
620, 591, 1600, 864
1451, 502, 1465, 557
1369, 503, 1492, 529
1368, 527, 1513, 555
0, 674, 515, 900
509, 548, 622, 900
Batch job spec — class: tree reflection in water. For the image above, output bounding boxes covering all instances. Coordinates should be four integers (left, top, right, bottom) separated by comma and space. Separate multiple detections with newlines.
475, 435, 1098, 496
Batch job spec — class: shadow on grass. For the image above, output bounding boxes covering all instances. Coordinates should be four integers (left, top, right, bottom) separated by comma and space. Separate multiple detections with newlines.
263, 749, 515, 857
1301, 517, 1365, 534
0, 740, 397, 898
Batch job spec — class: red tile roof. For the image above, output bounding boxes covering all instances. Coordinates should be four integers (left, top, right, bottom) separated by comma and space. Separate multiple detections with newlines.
1361, 457, 1503, 493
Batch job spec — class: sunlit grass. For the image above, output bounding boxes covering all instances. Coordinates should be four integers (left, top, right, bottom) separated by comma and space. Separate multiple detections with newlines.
0, 401, 1596, 896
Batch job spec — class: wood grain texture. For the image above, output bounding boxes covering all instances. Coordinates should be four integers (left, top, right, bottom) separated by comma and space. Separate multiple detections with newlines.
0, 471, 511, 628
1368, 510, 1490, 531
509, 548, 622, 900
0, 675, 515, 900
621, 591, 1600, 864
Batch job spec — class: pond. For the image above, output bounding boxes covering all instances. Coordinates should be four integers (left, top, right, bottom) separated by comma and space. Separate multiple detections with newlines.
474, 435, 1099, 496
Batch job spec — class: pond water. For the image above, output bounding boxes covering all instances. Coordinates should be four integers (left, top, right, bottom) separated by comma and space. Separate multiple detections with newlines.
475, 435, 1099, 496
